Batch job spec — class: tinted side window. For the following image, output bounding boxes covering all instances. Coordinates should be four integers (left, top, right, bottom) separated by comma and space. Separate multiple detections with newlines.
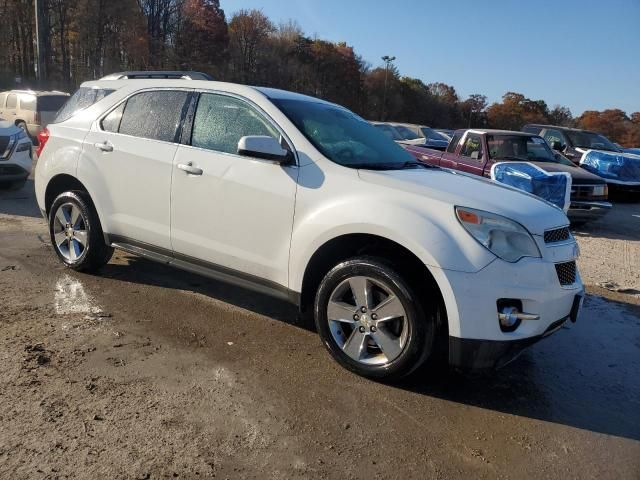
119, 91, 189, 142
460, 134, 483, 159
447, 133, 462, 153
54, 87, 114, 123
6, 94, 17, 109
191, 93, 278, 154
38, 95, 69, 112
543, 129, 565, 146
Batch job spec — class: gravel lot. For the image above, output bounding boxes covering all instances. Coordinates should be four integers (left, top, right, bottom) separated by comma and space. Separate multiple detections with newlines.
0, 179, 639, 479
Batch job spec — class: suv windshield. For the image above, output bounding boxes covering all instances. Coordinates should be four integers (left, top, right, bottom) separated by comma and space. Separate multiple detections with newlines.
488, 135, 561, 163
566, 130, 620, 152
274, 99, 418, 169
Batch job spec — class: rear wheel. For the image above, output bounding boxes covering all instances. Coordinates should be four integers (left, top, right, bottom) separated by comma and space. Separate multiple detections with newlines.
49, 191, 113, 272
314, 257, 435, 380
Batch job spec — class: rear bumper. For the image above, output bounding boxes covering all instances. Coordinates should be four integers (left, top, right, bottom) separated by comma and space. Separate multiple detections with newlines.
449, 294, 584, 370
568, 201, 612, 222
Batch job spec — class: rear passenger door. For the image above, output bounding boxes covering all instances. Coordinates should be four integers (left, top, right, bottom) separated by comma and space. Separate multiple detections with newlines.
79, 89, 191, 250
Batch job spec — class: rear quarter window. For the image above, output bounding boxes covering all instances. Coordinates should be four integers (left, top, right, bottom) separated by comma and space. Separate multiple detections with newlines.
116, 90, 190, 142
53, 87, 114, 123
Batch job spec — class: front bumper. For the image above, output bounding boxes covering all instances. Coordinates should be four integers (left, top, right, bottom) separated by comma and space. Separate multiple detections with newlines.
0, 142, 32, 182
568, 200, 612, 222
430, 237, 583, 370
449, 294, 583, 370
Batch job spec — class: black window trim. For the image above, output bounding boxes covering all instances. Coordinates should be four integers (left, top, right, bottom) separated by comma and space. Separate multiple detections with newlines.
179, 89, 298, 166
97, 87, 193, 146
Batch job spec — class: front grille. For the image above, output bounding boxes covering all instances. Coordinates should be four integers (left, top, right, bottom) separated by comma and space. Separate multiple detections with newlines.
544, 227, 571, 244
555, 261, 577, 286
571, 184, 606, 200
0, 135, 10, 158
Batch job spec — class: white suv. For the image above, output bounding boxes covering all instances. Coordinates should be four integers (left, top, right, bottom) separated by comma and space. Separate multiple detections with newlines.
35, 74, 584, 380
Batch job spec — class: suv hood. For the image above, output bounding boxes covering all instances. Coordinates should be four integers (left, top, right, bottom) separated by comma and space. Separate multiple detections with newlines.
358, 168, 568, 235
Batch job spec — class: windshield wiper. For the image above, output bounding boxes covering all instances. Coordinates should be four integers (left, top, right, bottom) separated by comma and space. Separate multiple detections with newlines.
347, 161, 434, 170
400, 161, 434, 169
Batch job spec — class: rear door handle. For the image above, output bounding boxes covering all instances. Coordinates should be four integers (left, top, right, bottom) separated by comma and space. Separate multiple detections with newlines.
94, 141, 113, 152
177, 162, 203, 176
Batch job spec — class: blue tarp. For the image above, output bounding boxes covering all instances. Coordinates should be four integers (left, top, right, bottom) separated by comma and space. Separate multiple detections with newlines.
491, 162, 571, 211
580, 150, 640, 183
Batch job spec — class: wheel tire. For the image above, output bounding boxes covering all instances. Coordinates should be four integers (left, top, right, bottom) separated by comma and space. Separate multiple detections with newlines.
314, 256, 435, 381
49, 191, 114, 272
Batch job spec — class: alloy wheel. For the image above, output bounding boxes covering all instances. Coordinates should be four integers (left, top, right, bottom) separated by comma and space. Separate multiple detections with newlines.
52, 202, 88, 263
327, 275, 409, 365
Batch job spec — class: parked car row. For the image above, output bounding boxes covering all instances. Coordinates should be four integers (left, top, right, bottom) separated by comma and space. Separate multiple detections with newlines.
403, 129, 612, 225
33, 71, 584, 380
523, 124, 640, 192
371, 121, 450, 150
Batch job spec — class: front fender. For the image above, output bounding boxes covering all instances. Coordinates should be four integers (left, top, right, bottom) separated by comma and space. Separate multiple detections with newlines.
288, 196, 494, 293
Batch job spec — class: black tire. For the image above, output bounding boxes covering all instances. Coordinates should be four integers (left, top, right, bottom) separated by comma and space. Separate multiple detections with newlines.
314, 256, 435, 381
49, 191, 113, 272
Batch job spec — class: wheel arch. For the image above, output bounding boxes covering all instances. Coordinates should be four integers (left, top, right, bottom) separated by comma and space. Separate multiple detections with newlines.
44, 174, 92, 216
298, 233, 448, 337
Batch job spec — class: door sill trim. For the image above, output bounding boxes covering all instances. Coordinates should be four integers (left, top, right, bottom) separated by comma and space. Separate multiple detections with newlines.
106, 234, 300, 305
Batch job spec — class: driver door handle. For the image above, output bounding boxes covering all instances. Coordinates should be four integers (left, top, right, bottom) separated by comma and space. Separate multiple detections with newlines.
177, 162, 203, 176
94, 141, 113, 152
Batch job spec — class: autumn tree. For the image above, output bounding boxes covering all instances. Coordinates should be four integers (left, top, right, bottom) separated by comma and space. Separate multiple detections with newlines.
175, 0, 228, 75
228, 9, 274, 84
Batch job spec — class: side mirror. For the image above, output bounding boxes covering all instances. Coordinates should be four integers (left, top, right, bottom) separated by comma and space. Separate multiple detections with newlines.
237, 136, 290, 163
550, 141, 564, 152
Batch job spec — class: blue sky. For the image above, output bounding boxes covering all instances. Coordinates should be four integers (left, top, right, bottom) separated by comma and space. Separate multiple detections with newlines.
223, 0, 640, 115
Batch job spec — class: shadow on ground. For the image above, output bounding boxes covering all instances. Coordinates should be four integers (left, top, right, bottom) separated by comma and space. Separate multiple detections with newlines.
0, 180, 42, 218
97, 255, 640, 443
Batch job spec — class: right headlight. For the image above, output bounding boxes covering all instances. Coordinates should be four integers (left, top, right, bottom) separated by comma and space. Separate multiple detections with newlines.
455, 206, 541, 263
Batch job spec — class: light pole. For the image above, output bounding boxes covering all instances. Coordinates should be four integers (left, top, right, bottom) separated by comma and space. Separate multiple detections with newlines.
381, 55, 396, 121
34, 0, 44, 83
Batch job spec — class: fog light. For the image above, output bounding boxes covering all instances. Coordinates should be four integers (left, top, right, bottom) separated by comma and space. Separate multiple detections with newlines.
499, 306, 520, 329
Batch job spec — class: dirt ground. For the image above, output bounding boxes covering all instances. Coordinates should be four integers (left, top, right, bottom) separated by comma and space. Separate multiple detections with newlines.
1, 179, 639, 479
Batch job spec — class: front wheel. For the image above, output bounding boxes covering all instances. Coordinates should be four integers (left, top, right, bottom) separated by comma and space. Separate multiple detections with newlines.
49, 191, 113, 272
314, 257, 435, 381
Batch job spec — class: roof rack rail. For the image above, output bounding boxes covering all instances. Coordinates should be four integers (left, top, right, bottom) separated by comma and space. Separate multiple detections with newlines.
99, 71, 213, 81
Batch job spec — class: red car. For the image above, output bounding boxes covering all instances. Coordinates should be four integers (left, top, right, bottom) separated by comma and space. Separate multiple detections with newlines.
404, 129, 611, 225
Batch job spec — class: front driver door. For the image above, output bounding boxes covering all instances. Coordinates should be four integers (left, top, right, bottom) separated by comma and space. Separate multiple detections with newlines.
170, 92, 298, 288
